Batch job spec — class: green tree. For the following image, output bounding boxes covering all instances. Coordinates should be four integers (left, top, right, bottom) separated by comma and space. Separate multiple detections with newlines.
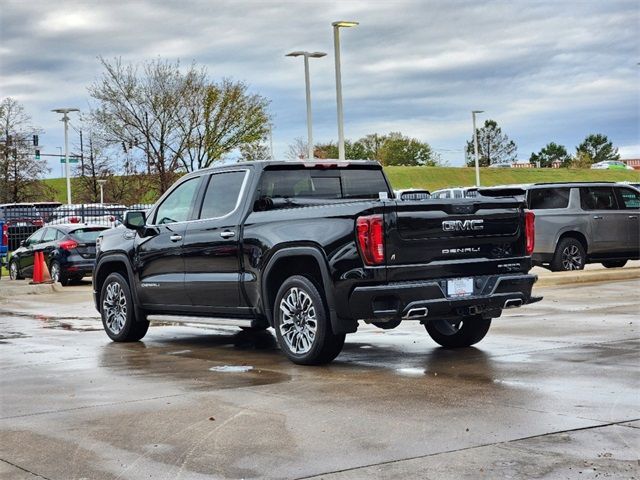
576, 134, 619, 164
570, 150, 593, 169
529, 142, 571, 168
378, 132, 440, 166
466, 119, 517, 167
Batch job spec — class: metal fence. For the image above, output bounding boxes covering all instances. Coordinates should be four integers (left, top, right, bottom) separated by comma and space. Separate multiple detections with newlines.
0, 203, 154, 253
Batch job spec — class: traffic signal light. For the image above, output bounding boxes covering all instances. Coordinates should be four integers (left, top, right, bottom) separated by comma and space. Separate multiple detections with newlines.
35, 149, 40, 159
33, 134, 39, 146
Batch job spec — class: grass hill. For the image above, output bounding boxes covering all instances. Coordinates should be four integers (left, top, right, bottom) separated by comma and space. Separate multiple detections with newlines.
42, 166, 640, 203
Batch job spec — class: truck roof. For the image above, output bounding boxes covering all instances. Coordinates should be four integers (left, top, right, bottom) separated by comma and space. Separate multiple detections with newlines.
194, 159, 381, 175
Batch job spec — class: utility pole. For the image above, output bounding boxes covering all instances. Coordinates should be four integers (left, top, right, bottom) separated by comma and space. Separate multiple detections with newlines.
332, 20, 358, 161
52, 108, 79, 205
79, 129, 84, 176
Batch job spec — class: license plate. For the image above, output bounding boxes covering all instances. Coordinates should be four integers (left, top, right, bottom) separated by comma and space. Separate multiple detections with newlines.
447, 277, 474, 297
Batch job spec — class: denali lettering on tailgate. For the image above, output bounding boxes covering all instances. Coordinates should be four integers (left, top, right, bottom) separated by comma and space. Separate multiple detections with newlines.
442, 219, 484, 232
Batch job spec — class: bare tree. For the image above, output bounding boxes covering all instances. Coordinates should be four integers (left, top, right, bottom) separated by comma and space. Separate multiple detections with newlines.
0, 97, 49, 203
286, 137, 307, 160
88, 57, 207, 193
73, 131, 114, 203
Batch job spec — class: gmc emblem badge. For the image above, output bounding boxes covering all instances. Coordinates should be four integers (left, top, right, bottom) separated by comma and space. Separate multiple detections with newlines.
442, 219, 484, 232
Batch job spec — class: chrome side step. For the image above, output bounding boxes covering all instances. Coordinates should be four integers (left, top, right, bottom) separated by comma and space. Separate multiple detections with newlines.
147, 315, 253, 328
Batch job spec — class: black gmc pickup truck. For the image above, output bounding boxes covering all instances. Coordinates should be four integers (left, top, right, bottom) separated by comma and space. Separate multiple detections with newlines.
93, 160, 540, 364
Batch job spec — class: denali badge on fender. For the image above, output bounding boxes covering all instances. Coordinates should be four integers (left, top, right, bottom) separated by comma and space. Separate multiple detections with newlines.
442, 219, 484, 232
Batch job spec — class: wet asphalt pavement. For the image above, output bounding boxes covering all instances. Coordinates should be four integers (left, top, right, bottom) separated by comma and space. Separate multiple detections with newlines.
0, 279, 639, 479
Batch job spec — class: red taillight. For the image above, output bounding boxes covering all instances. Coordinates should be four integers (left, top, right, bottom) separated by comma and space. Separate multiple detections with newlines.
525, 210, 535, 255
59, 239, 78, 250
109, 216, 115, 222
1, 224, 7, 247
356, 214, 385, 265
69, 216, 80, 223
33, 219, 43, 226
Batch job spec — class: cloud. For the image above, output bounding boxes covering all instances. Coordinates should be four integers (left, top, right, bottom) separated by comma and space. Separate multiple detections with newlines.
0, 0, 638, 175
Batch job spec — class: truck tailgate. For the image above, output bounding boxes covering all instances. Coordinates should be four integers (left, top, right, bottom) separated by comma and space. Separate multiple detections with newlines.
386, 197, 527, 280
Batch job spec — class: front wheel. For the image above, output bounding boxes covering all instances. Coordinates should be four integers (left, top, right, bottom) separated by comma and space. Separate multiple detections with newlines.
274, 275, 345, 365
100, 272, 149, 342
425, 317, 491, 348
602, 260, 627, 269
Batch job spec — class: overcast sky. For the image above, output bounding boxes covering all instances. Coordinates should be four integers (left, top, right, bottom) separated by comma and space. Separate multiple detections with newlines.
1, 0, 639, 175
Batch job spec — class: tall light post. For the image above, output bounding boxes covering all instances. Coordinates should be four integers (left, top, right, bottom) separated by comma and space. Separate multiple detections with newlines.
472, 110, 484, 187
286, 51, 327, 159
97, 179, 107, 204
332, 20, 358, 161
52, 108, 79, 204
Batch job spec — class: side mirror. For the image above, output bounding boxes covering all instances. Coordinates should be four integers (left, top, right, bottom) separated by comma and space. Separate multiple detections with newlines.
123, 210, 146, 230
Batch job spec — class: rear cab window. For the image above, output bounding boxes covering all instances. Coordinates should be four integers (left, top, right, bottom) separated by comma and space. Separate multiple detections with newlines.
257, 165, 390, 208
528, 188, 571, 209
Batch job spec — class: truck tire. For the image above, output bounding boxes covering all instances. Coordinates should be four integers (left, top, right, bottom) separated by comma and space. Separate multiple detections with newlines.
100, 272, 149, 342
274, 275, 345, 365
550, 237, 586, 272
425, 317, 491, 348
602, 260, 627, 269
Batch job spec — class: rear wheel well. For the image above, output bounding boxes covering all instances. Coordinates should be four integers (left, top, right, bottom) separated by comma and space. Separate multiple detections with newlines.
556, 231, 588, 254
264, 255, 325, 326
95, 261, 130, 304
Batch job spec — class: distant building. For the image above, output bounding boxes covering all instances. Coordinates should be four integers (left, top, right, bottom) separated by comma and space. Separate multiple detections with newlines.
551, 160, 563, 169
623, 158, 640, 170
512, 162, 534, 169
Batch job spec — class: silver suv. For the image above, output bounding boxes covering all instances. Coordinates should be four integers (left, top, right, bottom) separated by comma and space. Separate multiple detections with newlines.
526, 182, 640, 271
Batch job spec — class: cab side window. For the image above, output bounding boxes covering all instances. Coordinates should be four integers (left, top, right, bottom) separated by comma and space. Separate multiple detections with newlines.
580, 187, 618, 210
199, 171, 247, 219
616, 187, 640, 210
154, 178, 200, 225
26, 229, 45, 246
42, 228, 57, 242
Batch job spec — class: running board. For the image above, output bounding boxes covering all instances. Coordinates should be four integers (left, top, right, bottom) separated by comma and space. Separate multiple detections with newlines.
146, 315, 253, 328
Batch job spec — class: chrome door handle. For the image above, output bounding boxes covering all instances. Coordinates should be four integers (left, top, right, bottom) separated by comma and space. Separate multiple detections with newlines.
629, 215, 639, 219
220, 230, 235, 239
169, 234, 183, 242
593, 215, 603, 220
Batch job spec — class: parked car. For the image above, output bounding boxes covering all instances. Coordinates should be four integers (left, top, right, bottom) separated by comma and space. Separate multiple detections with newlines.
0, 220, 7, 278
525, 182, 640, 271
33, 201, 63, 223
93, 160, 539, 365
430, 187, 478, 199
591, 160, 634, 170
8, 224, 109, 285
394, 188, 430, 200
47, 204, 124, 227
0, 203, 44, 250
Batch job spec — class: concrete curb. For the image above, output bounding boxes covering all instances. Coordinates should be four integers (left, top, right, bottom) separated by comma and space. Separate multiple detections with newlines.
536, 267, 640, 288
0, 280, 65, 299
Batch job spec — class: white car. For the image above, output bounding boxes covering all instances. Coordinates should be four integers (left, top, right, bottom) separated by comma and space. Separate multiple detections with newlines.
47, 204, 125, 227
430, 187, 478, 199
591, 160, 634, 170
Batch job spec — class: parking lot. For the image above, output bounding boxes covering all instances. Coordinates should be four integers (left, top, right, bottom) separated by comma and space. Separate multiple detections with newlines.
1, 276, 638, 479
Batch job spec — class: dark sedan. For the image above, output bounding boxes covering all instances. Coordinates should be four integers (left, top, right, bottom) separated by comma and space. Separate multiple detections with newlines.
8, 224, 109, 285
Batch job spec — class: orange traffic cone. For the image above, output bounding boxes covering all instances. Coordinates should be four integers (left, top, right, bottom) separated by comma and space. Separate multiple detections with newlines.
41, 254, 53, 284
30, 251, 42, 284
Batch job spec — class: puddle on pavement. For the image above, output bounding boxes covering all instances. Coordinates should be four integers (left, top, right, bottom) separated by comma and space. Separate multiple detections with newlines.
35, 315, 102, 332
209, 365, 254, 373
0, 331, 29, 340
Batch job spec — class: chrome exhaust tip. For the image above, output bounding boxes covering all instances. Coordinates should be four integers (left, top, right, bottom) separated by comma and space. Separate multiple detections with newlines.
403, 307, 429, 319
503, 298, 523, 309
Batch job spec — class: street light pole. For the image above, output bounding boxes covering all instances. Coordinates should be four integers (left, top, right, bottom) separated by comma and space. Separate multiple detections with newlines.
332, 20, 358, 161
97, 179, 107, 204
472, 110, 484, 187
286, 51, 327, 159
52, 108, 79, 204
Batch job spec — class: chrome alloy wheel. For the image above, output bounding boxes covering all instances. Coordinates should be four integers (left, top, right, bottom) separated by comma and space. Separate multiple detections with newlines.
561, 245, 582, 270
278, 287, 318, 354
102, 281, 127, 334
9, 261, 18, 280
50, 263, 60, 282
